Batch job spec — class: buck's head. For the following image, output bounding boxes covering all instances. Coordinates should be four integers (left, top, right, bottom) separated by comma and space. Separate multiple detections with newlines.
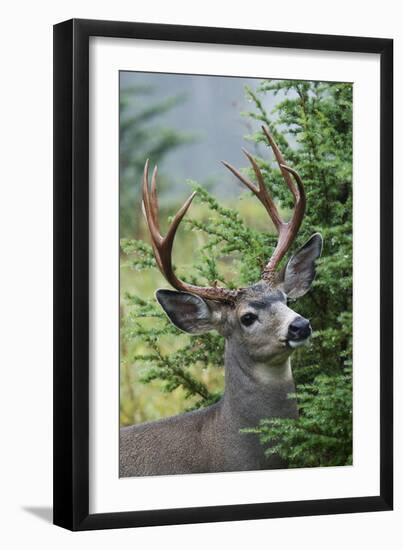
141, 126, 322, 366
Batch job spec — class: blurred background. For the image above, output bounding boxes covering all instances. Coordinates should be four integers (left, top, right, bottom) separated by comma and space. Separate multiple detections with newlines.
120, 71, 278, 218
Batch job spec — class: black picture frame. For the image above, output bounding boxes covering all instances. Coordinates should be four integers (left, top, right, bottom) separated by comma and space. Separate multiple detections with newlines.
53, 18, 393, 531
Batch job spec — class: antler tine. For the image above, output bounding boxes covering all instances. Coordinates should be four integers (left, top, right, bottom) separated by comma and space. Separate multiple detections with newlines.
261, 125, 299, 203
141, 161, 239, 304
142, 160, 164, 272
221, 153, 281, 230
142, 160, 161, 245
280, 164, 305, 211
150, 165, 160, 232
158, 191, 197, 271
241, 148, 283, 229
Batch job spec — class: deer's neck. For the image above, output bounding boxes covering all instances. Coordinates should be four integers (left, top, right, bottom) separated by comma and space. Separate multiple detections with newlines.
221, 341, 298, 427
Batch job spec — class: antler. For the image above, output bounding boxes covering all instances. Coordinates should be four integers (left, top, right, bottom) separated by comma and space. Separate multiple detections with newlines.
222, 125, 306, 283
142, 160, 239, 303
141, 126, 305, 302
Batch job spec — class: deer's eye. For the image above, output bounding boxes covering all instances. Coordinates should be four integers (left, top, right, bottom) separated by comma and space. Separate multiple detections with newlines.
240, 313, 258, 327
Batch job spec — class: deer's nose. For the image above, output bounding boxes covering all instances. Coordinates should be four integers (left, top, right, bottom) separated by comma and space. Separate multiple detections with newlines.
287, 317, 311, 341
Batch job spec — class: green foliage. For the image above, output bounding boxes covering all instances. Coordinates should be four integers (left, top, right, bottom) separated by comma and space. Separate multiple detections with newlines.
244, 369, 352, 467
120, 79, 353, 468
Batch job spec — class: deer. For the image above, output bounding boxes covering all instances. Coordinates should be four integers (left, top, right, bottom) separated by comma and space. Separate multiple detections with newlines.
120, 126, 323, 477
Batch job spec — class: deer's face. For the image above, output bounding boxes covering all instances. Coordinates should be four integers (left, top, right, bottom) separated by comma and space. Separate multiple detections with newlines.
156, 234, 322, 366
224, 285, 311, 363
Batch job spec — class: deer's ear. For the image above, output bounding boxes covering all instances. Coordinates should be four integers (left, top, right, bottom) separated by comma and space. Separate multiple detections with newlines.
156, 289, 221, 334
280, 233, 323, 299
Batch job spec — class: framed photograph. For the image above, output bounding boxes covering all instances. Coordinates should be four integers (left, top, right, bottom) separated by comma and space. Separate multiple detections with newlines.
53, 19, 393, 530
